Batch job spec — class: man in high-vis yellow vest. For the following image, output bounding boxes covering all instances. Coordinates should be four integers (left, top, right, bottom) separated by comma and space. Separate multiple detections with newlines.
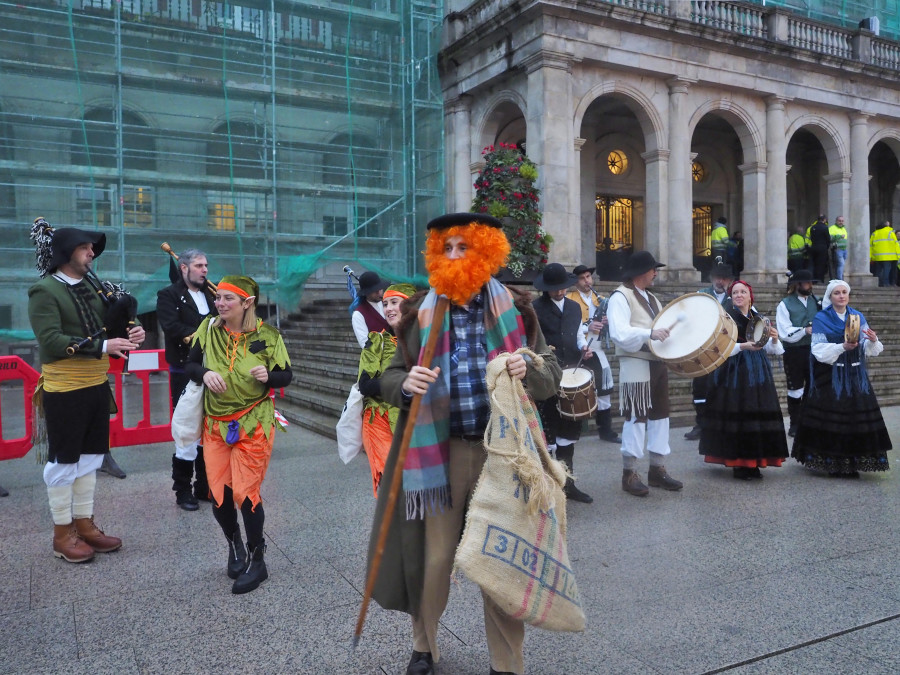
787, 223, 809, 274
869, 221, 898, 287
829, 216, 849, 280
710, 216, 731, 263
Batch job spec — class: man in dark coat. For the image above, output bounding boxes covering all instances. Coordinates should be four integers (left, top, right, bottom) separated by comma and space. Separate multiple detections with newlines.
366, 213, 561, 675
532, 263, 595, 503
809, 214, 832, 282
156, 249, 217, 510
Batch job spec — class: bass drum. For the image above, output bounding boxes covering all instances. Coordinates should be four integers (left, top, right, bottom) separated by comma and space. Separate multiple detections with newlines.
649, 292, 738, 378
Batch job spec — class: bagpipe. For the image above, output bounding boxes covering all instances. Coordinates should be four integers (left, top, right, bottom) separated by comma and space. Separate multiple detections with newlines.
29, 217, 139, 355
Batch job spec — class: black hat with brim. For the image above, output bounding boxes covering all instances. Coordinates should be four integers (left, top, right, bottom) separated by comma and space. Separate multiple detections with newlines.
710, 261, 734, 279
788, 269, 815, 284
358, 270, 390, 296
621, 250, 665, 280
48, 228, 106, 272
572, 265, 596, 276
534, 263, 577, 292
426, 212, 503, 230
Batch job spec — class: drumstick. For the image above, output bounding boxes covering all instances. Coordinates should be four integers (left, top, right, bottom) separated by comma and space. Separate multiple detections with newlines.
574, 337, 594, 371
353, 295, 449, 649
653, 312, 687, 339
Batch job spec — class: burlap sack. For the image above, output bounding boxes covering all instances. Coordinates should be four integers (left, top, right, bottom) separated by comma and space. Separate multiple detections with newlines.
454, 349, 586, 632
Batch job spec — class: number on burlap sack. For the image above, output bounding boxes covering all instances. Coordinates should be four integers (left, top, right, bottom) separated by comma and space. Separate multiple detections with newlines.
454, 349, 586, 632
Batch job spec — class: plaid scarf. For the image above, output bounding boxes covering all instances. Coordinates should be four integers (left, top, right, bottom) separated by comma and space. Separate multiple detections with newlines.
404, 277, 526, 519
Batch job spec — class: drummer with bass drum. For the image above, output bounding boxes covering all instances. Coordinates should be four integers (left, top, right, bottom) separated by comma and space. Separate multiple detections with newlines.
566, 264, 621, 443
532, 263, 596, 504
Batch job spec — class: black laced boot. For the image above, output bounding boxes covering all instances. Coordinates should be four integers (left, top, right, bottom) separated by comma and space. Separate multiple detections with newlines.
226, 526, 247, 579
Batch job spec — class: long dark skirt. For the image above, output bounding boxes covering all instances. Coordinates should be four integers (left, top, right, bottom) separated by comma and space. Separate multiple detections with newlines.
700, 350, 789, 468
792, 358, 891, 473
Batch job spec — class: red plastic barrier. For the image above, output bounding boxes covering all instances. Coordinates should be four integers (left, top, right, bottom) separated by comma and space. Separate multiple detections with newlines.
108, 349, 174, 448
0, 356, 40, 461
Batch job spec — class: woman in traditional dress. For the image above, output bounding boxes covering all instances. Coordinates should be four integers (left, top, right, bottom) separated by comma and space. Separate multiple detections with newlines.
792, 279, 891, 477
185, 275, 292, 594
700, 280, 789, 480
356, 282, 416, 495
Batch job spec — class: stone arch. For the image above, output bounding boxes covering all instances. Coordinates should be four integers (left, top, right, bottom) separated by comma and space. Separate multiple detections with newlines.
573, 82, 664, 153
475, 90, 528, 159
688, 98, 763, 166
70, 105, 156, 171
785, 114, 848, 175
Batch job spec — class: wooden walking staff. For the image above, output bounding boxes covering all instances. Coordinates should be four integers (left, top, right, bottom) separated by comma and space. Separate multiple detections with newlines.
353, 295, 450, 648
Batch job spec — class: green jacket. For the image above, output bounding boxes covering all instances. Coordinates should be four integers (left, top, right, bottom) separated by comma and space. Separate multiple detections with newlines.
366, 286, 561, 615
28, 275, 108, 365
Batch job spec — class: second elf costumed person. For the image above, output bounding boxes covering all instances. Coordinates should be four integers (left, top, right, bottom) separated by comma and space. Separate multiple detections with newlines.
364, 213, 562, 675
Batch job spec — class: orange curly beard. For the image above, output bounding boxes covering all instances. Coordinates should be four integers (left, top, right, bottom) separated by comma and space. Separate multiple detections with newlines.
425, 224, 510, 305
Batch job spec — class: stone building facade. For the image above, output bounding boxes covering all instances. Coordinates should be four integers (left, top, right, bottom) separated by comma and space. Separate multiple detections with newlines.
441, 0, 900, 285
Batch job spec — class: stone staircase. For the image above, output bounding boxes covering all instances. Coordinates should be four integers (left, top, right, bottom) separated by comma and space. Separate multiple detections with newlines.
278, 283, 900, 439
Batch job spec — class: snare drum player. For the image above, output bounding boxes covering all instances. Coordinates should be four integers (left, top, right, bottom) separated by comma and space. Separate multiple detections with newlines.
607, 250, 683, 497
699, 280, 788, 480
566, 264, 620, 443
533, 263, 595, 503
775, 269, 819, 437
365, 212, 560, 675
28, 223, 144, 562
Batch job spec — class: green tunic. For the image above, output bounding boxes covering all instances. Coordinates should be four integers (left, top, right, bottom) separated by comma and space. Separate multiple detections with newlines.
193, 317, 291, 441
358, 330, 400, 431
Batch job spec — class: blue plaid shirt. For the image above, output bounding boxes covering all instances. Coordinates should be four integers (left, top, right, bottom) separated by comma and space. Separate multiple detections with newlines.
448, 293, 490, 435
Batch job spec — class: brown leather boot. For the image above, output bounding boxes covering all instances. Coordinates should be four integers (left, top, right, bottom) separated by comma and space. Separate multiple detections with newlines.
74, 517, 122, 553
648, 465, 683, 491
622, 469, 649, 497
53, 523, 95, 563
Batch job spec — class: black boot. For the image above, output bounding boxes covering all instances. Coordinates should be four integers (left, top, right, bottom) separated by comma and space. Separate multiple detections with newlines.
787, 397, 802, 437
232, 540, 268, 594
99, 452, 126, 479
193, 446, 211, 502
226, 526, 247, 579
596, 408, 621, 443
172, 456, 198, 511
556, 445, 593, 504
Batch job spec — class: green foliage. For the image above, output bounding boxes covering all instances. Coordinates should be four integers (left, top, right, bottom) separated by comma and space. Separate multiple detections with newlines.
471, 143, 550, 277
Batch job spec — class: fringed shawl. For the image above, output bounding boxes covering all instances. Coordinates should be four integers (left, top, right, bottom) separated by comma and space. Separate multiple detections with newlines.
810, 306, 870, 399
404, 277, 527, 519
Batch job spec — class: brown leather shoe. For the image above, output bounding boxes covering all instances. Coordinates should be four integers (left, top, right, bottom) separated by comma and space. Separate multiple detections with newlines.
53, 523, 95, 563
622, 469, 649, 497
648, 465, 683, 491
74, 517, 122, 553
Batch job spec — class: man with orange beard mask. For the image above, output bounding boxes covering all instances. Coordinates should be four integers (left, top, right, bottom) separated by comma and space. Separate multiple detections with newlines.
364, 213, 562, 675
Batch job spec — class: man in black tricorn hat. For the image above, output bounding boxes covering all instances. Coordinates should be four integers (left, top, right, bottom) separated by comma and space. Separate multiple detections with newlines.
775, 268, 820, 436
365, 213, 561, 675
533, 263, 595, 503
607, 250, 683, 497
28, 218, 145, 562
684, 256, 734, 441
351, 270, 391, 348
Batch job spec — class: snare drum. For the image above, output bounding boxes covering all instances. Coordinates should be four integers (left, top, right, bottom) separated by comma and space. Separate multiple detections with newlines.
845, 313, 860, 343
556, 367, 597, 420
649, 293, 738, 378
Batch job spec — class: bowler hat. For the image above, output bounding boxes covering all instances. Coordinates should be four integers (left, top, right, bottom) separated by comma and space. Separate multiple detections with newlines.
358, 271, 390, 296
426, 212, 503, 230
572, 264, 596, 276
621, 250, 665, 280
534, 263, 577, 292
48, 227, 106, 272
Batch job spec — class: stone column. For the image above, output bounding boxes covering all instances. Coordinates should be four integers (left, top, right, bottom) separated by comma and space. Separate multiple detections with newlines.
848, 112, 876, 287
664, 77, 697, 281
641, 149, 669, 258
573, 137, 592, 264
764, 96, 789, 281
524, 50, 578, 267
445, 96, 472, 212
738, 161, 766, 283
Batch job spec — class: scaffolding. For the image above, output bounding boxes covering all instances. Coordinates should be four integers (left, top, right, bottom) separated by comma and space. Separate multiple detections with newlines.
0, 0, 444, 332
757, 0, 900, 40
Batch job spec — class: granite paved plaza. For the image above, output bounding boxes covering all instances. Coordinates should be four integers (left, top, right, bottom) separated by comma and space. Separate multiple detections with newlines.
1, 396, 898, 674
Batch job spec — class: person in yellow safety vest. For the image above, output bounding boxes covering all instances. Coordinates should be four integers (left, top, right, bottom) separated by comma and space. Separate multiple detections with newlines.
829, 216, 849, 280
869, 220, 898, 287
787, 223, 809, 274
710, 216, 731, 263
